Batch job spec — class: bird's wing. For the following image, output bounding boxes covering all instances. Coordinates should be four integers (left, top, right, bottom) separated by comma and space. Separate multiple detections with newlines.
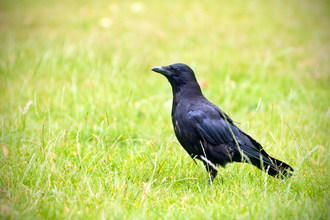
188, 104, 281, 172
188, 105, 266, 158
188, 105, 240, 145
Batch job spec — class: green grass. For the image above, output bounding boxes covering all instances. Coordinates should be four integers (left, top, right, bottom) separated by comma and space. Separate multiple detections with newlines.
1, 0, 330, 219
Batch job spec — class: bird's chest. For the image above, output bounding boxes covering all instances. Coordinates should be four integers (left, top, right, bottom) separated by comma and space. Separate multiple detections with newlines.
171, 103, 189, 136
172, 104, 201, 155
172, 118, 184, 137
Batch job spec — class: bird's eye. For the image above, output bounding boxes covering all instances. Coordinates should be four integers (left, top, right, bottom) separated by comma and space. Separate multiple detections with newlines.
175, 68, 180, 72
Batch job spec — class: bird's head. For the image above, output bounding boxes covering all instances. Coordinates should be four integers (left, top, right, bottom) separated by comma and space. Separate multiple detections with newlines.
151, 63, 198, 88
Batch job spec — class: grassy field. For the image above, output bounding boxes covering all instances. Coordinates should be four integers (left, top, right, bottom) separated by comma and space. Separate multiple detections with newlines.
1, 0, 330, 219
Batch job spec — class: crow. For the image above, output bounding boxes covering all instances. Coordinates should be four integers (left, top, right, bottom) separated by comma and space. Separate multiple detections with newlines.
151, 63, 294, 184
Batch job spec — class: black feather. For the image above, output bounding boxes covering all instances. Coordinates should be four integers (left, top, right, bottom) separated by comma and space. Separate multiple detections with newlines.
152, 63, 294, 183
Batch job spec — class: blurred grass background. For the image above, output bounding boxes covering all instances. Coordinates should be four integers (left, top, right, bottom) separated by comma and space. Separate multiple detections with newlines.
0, 0, 329, 219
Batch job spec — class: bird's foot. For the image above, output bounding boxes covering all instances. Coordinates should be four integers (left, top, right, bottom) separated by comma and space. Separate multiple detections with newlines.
207, 176, 224, 185
207, 178, 213, 186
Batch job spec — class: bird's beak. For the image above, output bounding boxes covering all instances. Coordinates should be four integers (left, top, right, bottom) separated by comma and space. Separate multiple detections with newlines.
151, 65, 172, 77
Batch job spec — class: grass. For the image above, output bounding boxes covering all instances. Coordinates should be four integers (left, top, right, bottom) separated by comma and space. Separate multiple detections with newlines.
0, 0, 330, 219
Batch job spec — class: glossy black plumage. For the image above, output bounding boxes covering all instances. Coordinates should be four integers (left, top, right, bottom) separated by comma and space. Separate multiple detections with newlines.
151, 63, 294, 183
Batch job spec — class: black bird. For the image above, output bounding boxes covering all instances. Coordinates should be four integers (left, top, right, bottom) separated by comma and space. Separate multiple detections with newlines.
151, 63, 294, 183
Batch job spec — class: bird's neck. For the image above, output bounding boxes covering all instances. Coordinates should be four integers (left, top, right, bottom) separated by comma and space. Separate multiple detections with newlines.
171, 82, 204, 112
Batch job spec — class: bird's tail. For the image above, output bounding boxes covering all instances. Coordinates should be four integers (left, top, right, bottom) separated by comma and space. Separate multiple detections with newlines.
249, 154, 294, 178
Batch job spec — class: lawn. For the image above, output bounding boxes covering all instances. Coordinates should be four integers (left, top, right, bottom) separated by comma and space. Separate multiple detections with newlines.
0, 0, 329, 219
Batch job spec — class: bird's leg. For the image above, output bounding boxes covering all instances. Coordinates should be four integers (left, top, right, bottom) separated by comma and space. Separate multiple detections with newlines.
200, 155, 220, 185
203, 162, 219, 185
207, 166, 218, 185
